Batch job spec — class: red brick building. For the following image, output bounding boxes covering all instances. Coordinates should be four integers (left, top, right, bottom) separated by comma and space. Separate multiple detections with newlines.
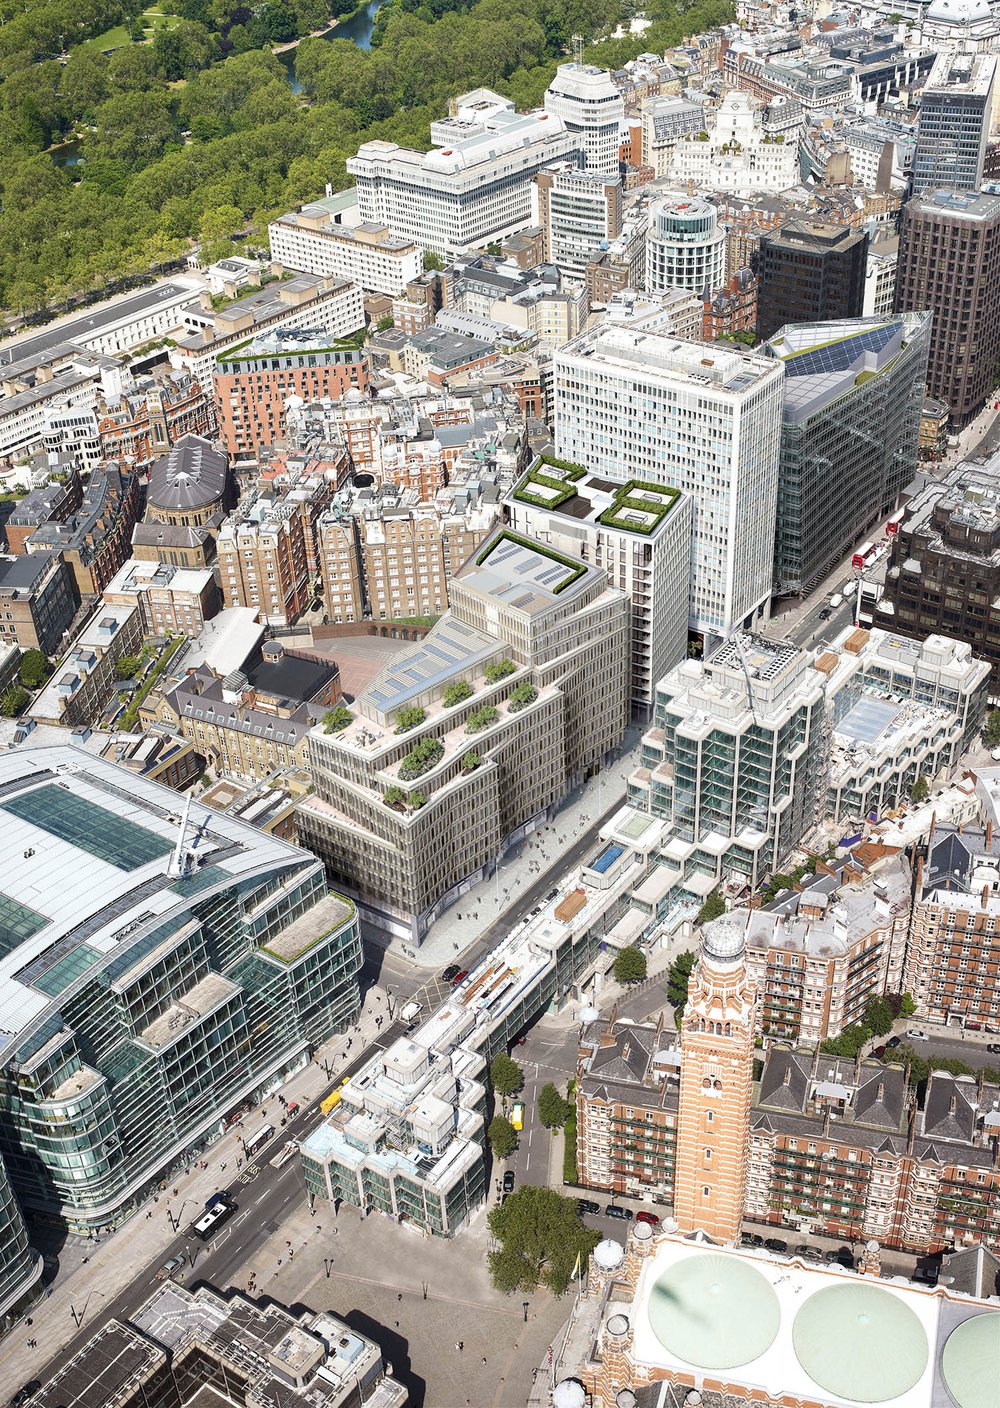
213, 330, 369, 465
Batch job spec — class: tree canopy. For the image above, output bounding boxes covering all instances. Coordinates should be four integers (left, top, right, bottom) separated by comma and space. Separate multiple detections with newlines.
488, 1113, 517, 1159
537, 1081, 572, 1129
0, 0, 734, 313
612, 945, 647, 985
666, 950, 695, 1011
490, 1052, 524, 1097
487, 1185, 599, 1295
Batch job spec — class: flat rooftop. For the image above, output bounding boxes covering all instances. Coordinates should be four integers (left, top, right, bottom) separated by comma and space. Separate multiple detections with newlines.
0, 745, 318, 1045
0, 282, 198, 368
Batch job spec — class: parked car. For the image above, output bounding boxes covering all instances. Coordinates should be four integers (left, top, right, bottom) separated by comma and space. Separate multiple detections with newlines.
906, 1029, 929, 1041
764, 1237, 788, 1253
606, 1204, 633, 1220
502, 1170, 515, 1194
577, 1199, 600, 1216
987, 1042, 1000, 1054
636, 1210, 660, 1226
825, 1247, 854, 1267
156, 1252, 187, 1282
886, 1036, 902, 1048
741, 1232, 764, 1248
9, 1386, 40, 1408
793, 1243, 820, 1260
872, 1045, 886, 1058
441, 964, 461, 983
452, 970, 469, 986
818, 608, 832, 621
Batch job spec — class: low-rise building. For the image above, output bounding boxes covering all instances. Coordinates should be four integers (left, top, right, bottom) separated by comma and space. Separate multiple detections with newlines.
169, 274, 365, 391
95, 368, 213, 466
29, 604, 142, 729
641, 94, 705, 178
669, 90, 801, 195
102, 557, 220, 638
298, 529, 630, 941
99, 726, 202, 791
130, 520, 215, 570
31, 1278, 405, 1408
0, 550, 78, 655
269, 199, 423, 294
3, 469, 83, 555
25, 464, 141, 597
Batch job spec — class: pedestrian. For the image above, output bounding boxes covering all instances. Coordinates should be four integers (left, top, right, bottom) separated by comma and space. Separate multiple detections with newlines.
459, 1341, 463, 1351
397, 1292, 402, 1302
395, 1320, 399, 1328
482, 1357, 487, 1366
455, 1343, 461, 1352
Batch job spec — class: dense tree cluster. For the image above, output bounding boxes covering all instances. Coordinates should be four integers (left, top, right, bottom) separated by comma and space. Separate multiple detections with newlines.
0, 0, 733, 313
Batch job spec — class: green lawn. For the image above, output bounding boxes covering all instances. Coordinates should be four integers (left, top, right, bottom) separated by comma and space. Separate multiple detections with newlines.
84, 23, 134, 50
86, 9, 180, 50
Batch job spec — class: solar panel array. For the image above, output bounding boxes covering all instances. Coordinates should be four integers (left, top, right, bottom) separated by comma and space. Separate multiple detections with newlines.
784, 321, 899, 378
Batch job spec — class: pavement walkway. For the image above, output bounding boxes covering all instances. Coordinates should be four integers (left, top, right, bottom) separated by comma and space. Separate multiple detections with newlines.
391, 730, 642, 969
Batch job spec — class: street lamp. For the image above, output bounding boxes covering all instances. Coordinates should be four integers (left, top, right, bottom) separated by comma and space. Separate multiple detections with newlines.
69, 1290, 102, 1328
166, 1198, 197, 1233
323, 1257, 333, 1278
522, 1301, 529, 1323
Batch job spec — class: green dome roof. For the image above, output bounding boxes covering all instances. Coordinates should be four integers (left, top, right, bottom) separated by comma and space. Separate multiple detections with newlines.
793, 1283, 929, 1403
647, 1253, 780, 1370
941, 1312, 1000, 1408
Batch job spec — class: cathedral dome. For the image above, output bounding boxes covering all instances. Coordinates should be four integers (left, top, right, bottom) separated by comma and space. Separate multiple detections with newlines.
701, 913, 745, 964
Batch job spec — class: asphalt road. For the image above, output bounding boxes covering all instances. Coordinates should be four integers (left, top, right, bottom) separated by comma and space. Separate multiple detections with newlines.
34, 1022, 405, 1385
899, 1031, 1000, 1072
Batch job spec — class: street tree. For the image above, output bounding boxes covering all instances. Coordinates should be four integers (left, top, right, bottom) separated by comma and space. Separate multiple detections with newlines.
487, 1185, 599, 1295
666, 950, 696, 1011
863, 995, 895, 1037
490, 1052, 524, 1098
537, 1082, 571, 1129
488, 1114, 517, 1160
612, 945, 647, 985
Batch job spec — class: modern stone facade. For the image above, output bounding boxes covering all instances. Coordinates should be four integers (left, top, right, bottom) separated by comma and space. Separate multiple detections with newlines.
298, 529, 630, 941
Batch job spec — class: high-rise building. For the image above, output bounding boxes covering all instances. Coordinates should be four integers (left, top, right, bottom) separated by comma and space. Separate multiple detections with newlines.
348, 92, 585, 257
765, 314, 929, 597
674, 919, 757, 1242
645, 194, 727, 295
0, 1154, 41, 1333
532, 163, 623, 277
506, 455, 693, 718
554, 329, 784, 644
544, 63, 625, 178
0, 745, 362, 1241
895, 188, 1000, 427
213, 329, 369, 465
298, 529, 630, 941
912, 49, 996, 194
756, 219, 868, 341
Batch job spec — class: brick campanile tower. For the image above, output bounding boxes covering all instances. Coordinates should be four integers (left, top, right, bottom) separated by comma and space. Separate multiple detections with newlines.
673, 913, 756, 1243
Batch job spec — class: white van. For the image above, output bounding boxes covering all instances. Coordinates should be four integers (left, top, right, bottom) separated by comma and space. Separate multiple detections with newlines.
829, 593, 844, 608
400, 1000, 422, 1024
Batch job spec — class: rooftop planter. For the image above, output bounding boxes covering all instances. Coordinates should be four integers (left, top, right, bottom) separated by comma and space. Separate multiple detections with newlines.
394, 705, 426, 734
384, 785, 426, 812
323, 706, 353, 734
485, 658, 516, 684
466, 705, 499, 734
399, 738, 444, 780
598, 480, 681, 536
443, 679, 473, 708
512, 455, 586, 512
507, 681, 538, 712
462, 749, 482, 771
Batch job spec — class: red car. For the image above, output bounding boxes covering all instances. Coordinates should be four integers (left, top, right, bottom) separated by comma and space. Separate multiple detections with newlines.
451, 969, 468, 986
636, 1210, 660, 1226
287, 1102, 300, 1117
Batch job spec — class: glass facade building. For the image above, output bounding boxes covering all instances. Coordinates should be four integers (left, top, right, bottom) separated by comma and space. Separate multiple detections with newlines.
0, 746, 362, 1273
766, 314, 930, 597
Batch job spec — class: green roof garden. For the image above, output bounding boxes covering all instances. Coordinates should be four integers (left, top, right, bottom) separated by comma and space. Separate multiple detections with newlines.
475, 530, 588, 595
512, 454, 586, 511
598, 480, 681, 536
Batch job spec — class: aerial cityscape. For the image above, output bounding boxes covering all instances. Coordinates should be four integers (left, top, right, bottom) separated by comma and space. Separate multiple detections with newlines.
0, 0, 998, 1403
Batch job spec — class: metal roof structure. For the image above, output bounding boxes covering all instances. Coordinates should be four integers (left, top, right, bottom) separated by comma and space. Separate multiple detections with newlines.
147, 434, 228, 513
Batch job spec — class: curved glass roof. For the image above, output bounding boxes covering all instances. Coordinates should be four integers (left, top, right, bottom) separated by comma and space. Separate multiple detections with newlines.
647, 1253, 780, 1369
793, 1283, 928, 1403
941, 1312, 1000, 1408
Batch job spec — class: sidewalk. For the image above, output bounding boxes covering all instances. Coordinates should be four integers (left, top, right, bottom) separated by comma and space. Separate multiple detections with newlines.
394, 730, 642, 969
0, 985, 391, 1390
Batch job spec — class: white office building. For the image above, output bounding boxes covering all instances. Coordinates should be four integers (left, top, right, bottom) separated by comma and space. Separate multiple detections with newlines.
554, 328, 784, 644
641, 95, 705, 179
533, 163, 622, 277
544, 63, 625, 178
669, 90, 800, 195
646, 194, 727, 295
348, 93, 585, 257
268, 203, 422, 295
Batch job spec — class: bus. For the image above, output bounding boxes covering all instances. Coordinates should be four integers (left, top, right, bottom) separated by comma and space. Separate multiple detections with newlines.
511, 1102, 525, 1132
191, 1196, 237, 1240
852, 539, 877, 571
885, 511, 905, 538
320, 1076, 351, 1116
243, 1123, 275, 1159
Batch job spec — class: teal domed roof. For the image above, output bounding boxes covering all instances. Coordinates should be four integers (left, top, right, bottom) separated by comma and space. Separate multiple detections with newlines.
647, 1253, 780, 1370
941, 1312, 1000, 1408
793, 1283, 928, 1403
